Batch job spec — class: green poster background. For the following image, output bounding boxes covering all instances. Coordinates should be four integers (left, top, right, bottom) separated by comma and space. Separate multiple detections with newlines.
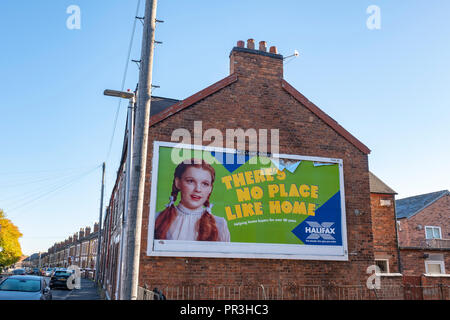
154, 146, 340, 245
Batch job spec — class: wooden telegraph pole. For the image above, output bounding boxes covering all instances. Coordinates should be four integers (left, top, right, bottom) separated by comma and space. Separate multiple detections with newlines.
122, 0, 157, 300
95, 162, 105, 284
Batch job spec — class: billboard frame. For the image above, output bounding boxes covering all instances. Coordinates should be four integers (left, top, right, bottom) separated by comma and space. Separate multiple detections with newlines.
146, 141, 348, 261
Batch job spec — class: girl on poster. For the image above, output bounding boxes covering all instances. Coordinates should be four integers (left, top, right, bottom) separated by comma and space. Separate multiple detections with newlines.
154, 158, 230, 242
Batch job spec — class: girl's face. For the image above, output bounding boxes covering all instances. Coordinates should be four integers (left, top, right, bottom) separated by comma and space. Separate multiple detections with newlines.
175, 166, 213, 210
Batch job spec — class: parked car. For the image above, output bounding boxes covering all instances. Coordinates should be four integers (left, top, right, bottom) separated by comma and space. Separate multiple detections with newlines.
44, 268, 54, 277
0, 275, 52, 300
12, 269, 26, 275
49, 271, 74, 290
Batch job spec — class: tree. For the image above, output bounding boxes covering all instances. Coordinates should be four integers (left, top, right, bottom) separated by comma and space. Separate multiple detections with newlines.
0, 209, 23, 271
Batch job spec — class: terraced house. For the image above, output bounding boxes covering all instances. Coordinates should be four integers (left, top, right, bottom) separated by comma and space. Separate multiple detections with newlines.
97, 39, 411, 300
396, 190, 450, 293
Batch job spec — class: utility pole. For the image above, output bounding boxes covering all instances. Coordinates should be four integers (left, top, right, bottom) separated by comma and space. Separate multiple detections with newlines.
95, 162, 105, 284
123, 0, 157, 300
102, 90, 135, 300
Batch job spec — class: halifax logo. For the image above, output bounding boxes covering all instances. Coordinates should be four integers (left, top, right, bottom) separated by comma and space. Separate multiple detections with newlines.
304, 222, 336, 241
291, 191, 342, 245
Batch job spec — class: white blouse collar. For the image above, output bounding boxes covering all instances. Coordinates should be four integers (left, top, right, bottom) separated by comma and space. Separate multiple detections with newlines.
176, 203, 205, 215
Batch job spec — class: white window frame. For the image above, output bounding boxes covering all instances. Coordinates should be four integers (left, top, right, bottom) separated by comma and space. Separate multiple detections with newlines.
425, 260, 446, 275
425, 226, 442, 239
380, 199, 392, 207
375, 259, 389, 273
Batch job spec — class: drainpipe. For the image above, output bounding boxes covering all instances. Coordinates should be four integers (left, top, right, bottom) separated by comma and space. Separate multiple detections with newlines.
393, 197, 403, 274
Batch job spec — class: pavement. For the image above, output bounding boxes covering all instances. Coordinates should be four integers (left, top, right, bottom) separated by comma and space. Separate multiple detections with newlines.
51, 277, 102, 300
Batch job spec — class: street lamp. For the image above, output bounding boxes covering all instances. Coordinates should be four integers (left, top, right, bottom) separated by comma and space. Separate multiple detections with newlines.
103, 89, 135, 100
103, 88, 136, 300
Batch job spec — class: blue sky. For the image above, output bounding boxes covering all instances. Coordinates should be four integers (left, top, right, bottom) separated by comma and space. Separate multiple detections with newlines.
0, 0, 449, 255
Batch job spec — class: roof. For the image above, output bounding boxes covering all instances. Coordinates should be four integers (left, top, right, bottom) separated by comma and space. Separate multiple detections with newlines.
149, 74, 238, 126
149, 96, 180, 117
396, 190, 449, 219
369, 172, 397, 194
145, 74, 371, 155
28, 253, 39, 260
7, 275, 42, 280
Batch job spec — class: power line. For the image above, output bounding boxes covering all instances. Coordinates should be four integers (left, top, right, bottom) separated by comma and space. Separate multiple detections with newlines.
0, 165, 98, 176
105, 0, 142, 162
0, 165, 99, 189
6, 164, 102, 216
5, 165, 100, 214
0, 165, 101, 206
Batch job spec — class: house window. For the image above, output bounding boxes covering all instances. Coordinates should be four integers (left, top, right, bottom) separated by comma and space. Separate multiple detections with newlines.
425, 226, 442, 239
425, 261, 445, 275
375, 259, 389, 273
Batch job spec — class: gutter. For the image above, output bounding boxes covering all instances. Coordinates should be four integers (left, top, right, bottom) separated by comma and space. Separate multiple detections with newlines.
393, 199, 403, 274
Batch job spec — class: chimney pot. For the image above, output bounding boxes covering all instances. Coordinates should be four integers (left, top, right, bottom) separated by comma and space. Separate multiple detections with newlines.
259, 41, 267, 52
237, 40, 245, 48
247, 39, 255, 50
230, 40, 283, 78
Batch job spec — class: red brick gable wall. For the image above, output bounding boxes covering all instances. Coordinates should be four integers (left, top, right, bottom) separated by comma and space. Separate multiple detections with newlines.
138, 45, 374, 290
370, 193, 400, 273
398, 194, 450, 247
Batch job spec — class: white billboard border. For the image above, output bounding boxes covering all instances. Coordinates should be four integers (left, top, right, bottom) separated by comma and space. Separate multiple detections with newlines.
147, 141, 348, 261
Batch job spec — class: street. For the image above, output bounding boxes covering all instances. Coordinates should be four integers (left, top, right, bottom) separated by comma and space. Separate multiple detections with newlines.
46, 277, 101, 300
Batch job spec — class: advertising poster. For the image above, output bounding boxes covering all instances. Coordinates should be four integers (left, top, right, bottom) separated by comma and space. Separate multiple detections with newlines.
147, 142, 348, 260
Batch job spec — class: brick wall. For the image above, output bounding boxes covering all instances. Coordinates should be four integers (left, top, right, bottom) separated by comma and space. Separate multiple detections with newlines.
370, 193, 400, 273
400, 248, 450, 276
420, 275, 450, 300
137, 41, 374, 293
397, 194, 449, 277
398, 194, 450, 247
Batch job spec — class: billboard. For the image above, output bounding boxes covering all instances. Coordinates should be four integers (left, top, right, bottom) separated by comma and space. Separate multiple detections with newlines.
147, 141, 348, 260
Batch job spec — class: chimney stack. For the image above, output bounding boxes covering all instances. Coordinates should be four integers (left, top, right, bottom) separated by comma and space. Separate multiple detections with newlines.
230, 38, 283, 79
85, 226, 91, 236
94, 222, 99, 233
79, 228, 85, 239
